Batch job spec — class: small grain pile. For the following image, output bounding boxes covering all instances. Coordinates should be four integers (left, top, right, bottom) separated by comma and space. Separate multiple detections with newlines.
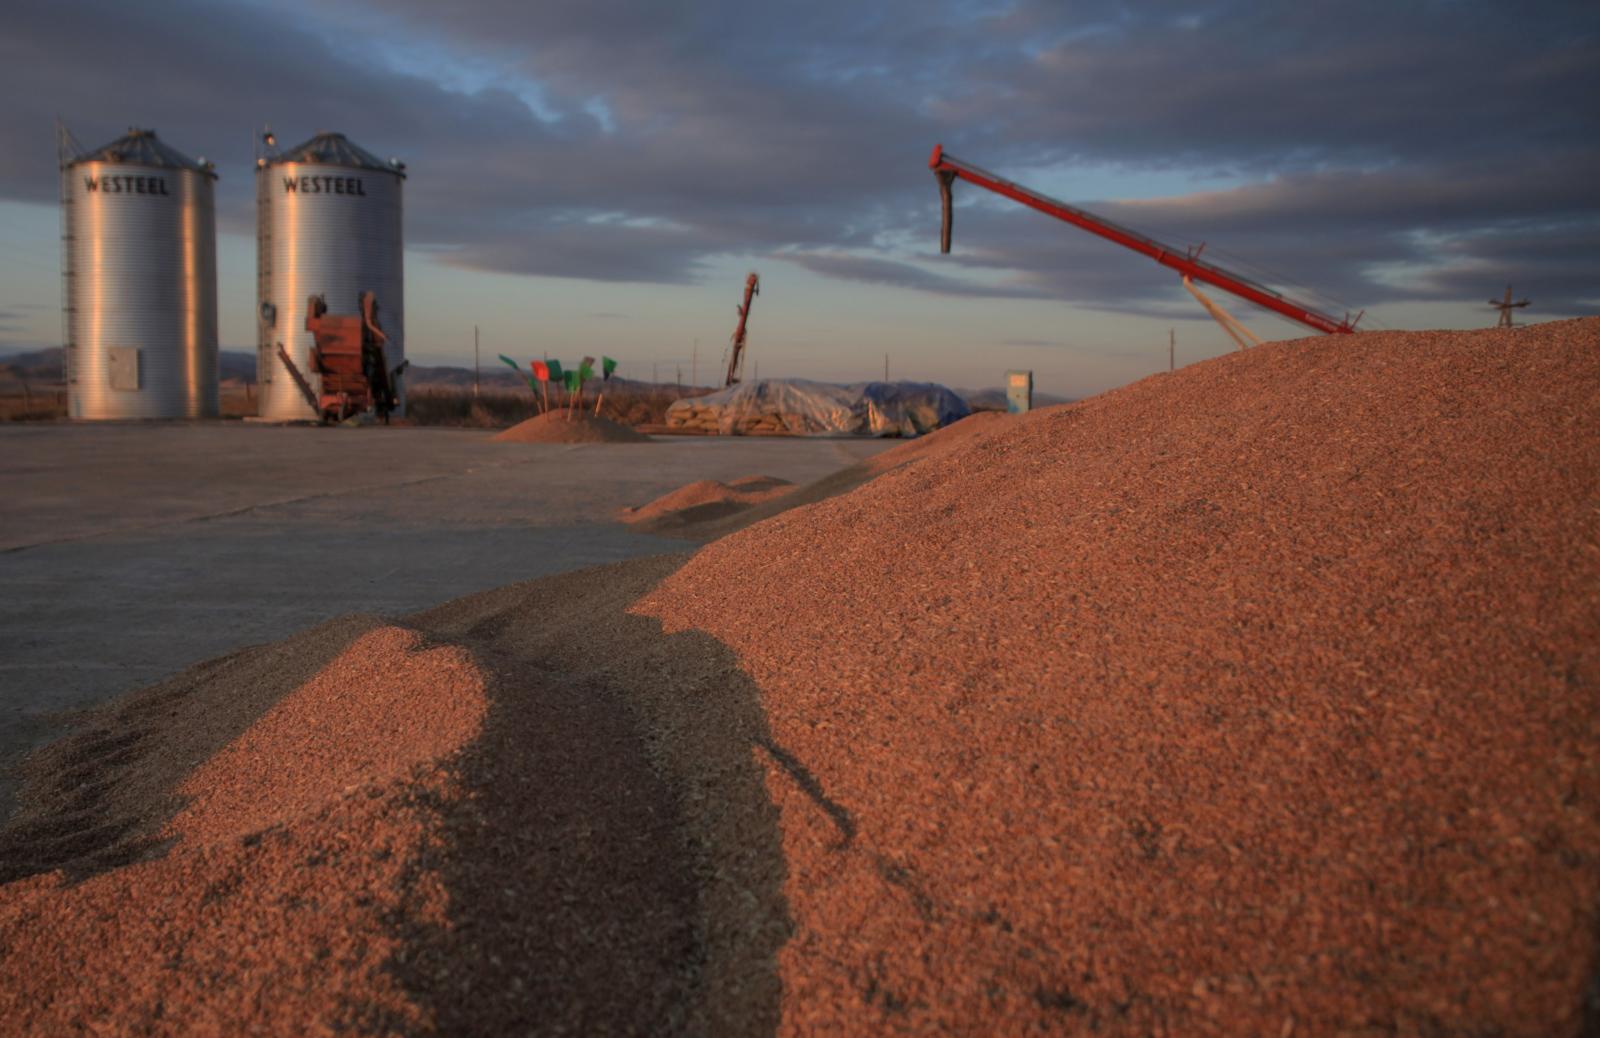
0, 625, 488, 1034
635, 319, 1600, 1035
621, 475, 795, 530
637, 412, 1021, 541
0, 595, 710, 1035
491, 408, 650, 443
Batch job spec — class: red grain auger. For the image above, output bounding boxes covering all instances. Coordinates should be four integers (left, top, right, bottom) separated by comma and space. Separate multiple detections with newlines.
725, 272, 760, 386
930, 145, 1361, 348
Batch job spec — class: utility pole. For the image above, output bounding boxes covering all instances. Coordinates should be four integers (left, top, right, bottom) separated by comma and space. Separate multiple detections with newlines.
1490, 284, 1530, 328
473, 325, 480, 397
1169, 328, 1174, 373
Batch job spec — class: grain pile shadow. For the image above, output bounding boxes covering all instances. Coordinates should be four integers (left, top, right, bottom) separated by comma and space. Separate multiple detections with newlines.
0, 614, 387, 885
396, 553, 794, 1035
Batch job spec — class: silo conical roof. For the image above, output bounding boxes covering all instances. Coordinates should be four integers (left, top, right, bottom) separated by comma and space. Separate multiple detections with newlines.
66, 128, 216, 177
269, 132, 403, 175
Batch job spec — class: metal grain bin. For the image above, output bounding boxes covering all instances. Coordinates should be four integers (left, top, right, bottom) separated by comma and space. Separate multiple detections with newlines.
61, 128, 219, 419
256, 132, 405, 420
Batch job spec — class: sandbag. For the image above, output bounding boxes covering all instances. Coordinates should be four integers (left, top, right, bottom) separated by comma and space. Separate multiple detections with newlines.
664, 379, 969, 437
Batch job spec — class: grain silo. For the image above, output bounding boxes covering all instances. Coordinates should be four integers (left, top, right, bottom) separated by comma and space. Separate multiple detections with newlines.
61, 128, 219, 419
256, 132, 405, 420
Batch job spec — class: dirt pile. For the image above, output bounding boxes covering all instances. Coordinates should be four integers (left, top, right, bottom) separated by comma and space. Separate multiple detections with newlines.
491, 408, 650, 443
634, 319, 1600, 1034
621, 475, 795, 530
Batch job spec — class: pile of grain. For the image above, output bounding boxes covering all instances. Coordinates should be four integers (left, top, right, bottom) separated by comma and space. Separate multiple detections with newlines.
2, 320, 1594, 1035
620, 475, 794, 529
491, 409, 650, 443
635, 319, 1600, 1034
0, 625, 488, 1033
0, 586, 714, 1034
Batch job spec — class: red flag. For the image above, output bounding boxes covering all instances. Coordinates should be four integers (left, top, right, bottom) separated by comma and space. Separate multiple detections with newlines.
531, 360, 550, 382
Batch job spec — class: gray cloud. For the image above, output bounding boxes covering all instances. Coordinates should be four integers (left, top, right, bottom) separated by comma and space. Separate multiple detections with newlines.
1, 0, 1596, 319
942, 0, 1600, 172
781, 251, 1050, 299
443, 220, 722, 284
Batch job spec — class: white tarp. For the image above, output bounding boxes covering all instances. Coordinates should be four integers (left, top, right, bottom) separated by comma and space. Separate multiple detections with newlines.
665, 379, 970, 437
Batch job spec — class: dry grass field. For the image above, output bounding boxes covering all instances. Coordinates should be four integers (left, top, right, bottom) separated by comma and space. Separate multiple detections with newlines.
1, 376, 703, 427
0, 381, 259, 421
406, 384, 709, 428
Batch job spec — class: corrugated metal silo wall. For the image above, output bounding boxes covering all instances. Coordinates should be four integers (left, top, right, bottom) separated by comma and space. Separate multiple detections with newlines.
62, 164, 219, 419
255, 163, 404, 420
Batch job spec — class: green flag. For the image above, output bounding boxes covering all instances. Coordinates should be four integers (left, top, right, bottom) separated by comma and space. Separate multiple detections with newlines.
497, 354, 534, 389
602, 356, 617, 380
545, 359, 564, 382
578, 356, 596, 382
563, 369, 581, 392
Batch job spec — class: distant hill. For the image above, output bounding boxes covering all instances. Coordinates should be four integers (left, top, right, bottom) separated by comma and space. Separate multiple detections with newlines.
407, 365, 1071, 412
0, 347, 258, 383
0, 348, 1071, 411
406, 365, 681, 395
219, 350, 255, 382
958, 386, 1074, 411
0, 349, 667, 393
406, 364, 524, 391
0, 347, 64, 381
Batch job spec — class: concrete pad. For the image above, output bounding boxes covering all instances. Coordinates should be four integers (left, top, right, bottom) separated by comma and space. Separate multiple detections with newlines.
0, 423, 892, 817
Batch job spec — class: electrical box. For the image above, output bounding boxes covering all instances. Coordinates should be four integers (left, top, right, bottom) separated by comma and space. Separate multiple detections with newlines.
109, 348, 141, 391
1006, 369, 1033, 414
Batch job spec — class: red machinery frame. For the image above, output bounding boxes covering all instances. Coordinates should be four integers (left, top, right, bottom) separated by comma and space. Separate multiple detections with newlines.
930, 145, 1360, 336
725, 271, 761, 386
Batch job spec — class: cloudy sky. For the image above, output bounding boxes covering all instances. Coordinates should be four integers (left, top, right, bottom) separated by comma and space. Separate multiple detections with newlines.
1, 0, 1595, 396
